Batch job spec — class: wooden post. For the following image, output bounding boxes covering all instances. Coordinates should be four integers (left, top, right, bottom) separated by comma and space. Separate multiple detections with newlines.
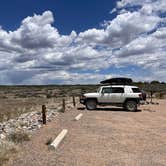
72, 96, 76, 107
62, 99, 65, 113
42, 105, 46, 124
150, 91, 153, 103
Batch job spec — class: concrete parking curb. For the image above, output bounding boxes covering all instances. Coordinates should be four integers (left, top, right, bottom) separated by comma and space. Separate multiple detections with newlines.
49, 129, 68, 150
74, 113, 83, 121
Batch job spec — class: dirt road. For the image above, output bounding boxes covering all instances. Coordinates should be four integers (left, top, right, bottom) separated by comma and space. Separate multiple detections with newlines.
7, 99, 166, 166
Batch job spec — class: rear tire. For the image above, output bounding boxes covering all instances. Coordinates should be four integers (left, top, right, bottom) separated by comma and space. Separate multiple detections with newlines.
86, 99, 97, 110
125, 100, 137, 112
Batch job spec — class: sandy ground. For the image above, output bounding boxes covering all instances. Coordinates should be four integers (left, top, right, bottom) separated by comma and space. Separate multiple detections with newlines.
6, 99, 166, 166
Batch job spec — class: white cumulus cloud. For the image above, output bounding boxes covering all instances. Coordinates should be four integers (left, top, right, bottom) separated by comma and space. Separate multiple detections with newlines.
0, 0, 166, 84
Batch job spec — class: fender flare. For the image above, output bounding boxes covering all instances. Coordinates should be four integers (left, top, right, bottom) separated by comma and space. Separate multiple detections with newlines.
124, 98, 140, 105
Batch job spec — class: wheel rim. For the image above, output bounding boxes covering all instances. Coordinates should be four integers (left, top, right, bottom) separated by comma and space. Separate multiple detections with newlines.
127, 102, 136, 111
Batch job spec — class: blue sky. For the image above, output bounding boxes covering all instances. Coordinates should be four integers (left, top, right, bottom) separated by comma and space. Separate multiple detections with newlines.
0, 0, 165, 84
0, 0, 116, 33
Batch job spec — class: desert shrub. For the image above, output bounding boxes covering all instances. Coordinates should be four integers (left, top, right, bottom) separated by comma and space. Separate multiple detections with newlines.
155, 92, 166, 99
46, 91, 53, 98
4, 111, 12, 121
58, 107, 65, 113
0, 141, 18, 166
15, 93, 27, 98
0, 112, 12, 122
0, 96, 7, 99
7, 130, 30, 144
0, 113, 4, 122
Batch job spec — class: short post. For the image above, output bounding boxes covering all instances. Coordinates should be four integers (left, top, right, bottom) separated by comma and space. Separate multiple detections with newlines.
72, 96, 76, 107
150, 91, 153, 103
42, 105, 46, 124
62, 99, 65, 113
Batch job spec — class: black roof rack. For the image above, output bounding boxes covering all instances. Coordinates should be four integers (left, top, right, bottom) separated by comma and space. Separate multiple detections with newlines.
100, 77, 133, 85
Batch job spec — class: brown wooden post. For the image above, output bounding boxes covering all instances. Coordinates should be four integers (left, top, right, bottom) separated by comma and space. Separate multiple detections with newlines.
42, 105, 46, 124
62, 99, 65, 113
150, 91, 153, 103
72, 96, 76, 107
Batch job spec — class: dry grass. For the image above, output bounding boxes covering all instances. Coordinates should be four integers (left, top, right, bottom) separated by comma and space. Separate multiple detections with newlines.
0, 97, 72, 123
0, 141, 18, 166
0, 85, 98, 122
0, 98, 47, 122
0, 130, 31, 165
7, 130, 30, 144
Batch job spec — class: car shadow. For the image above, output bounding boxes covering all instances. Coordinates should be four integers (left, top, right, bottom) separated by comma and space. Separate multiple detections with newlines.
77, 107, 86, 110
77, 107, 142, 112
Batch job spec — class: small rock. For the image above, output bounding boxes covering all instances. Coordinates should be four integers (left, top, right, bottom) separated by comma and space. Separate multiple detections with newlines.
37, 125, 41, 129
0, 133, 6, 139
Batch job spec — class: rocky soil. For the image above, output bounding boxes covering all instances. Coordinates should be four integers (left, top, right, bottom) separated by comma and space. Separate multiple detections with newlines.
0, 108, 60, 141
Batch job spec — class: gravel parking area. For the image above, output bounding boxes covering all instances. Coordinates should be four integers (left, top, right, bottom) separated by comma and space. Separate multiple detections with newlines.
6, 99, 166, 166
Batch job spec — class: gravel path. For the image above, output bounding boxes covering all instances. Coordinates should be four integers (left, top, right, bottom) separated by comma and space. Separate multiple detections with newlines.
6, 99, 166, 166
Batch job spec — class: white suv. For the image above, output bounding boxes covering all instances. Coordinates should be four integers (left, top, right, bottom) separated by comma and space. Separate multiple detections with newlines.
80, 85, 143, 111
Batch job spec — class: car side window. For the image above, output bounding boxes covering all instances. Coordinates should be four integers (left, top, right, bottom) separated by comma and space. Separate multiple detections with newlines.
102, 87, 112, 93
111, 87, 124, 93
132, 88, 141, 93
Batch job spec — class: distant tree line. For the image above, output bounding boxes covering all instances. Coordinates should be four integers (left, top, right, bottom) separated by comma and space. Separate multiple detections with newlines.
133, 80, 166, 98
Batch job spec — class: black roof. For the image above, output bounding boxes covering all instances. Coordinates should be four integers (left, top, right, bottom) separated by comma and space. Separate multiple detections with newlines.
100, 77, 133, 85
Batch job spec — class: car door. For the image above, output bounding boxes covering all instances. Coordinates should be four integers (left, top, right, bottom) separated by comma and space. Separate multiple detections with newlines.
110, 87, 125, 103
99, 87, 112, 103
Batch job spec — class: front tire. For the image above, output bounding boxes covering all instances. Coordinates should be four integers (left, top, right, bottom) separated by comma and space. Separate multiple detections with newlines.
85, 99, 97, 110
124, 100, 137, 112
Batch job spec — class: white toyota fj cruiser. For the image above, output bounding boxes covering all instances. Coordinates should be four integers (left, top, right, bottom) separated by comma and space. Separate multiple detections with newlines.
80, 85, 143, 111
